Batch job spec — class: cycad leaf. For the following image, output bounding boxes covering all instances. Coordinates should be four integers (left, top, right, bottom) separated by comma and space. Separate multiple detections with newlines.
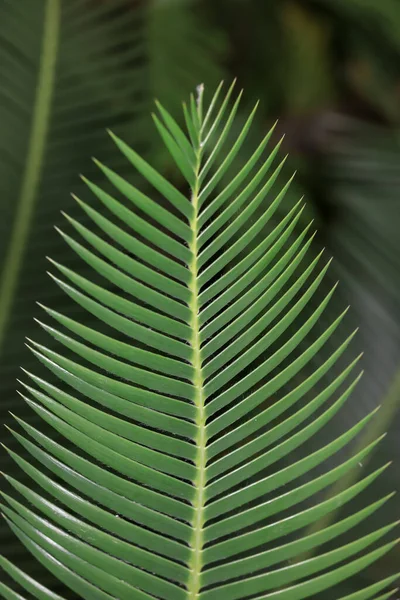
0, 0, 151, 589
1, 83, 398, 599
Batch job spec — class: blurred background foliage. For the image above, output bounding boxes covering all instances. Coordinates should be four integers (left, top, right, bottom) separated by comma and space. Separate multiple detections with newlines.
0, 0, 399, 597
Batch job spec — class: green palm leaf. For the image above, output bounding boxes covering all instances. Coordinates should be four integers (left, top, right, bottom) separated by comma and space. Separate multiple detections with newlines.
1, 83, 398, 599
0, 1, 150, 586
0, 0, 227, 406
0, 1, 226, 585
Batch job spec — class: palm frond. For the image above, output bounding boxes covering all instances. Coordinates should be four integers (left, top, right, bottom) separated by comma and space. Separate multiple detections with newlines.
0, 0, 146, 588
0, 82, 398, 599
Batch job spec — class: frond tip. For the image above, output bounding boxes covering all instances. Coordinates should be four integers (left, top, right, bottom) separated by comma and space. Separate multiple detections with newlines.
1, 82, 398, 599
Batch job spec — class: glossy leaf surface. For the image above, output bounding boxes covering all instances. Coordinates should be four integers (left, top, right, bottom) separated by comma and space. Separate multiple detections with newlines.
1, 83, 398, 599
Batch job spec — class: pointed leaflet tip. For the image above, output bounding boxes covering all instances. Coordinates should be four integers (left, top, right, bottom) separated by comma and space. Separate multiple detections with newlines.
25, 343, 37, 355
17, 380, 29, 392
196, 83, 205, 97
370, 404, 382, 417
385, 491, 397, 501
330, 280, 340, 293
108, 130, 122, 147
33, 318, 48, 330
62, 213, 79, 227
20, 369, 36, 384
341, 304, 351, 316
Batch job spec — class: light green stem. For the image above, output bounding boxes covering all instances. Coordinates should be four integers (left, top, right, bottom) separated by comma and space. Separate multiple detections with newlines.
0, 0, 60, 352
188, 87, 206, 599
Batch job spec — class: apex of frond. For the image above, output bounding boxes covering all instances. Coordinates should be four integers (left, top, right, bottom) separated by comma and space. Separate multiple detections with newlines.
196, 82, 205, 99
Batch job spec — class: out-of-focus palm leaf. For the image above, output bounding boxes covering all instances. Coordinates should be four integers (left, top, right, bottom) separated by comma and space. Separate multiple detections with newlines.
323, 117, 400, 413
313, 0, 400, 52
0, 0, 145, 592
0, 0, 146, 394
280, 115, 400, 439
309, 0, 400, 121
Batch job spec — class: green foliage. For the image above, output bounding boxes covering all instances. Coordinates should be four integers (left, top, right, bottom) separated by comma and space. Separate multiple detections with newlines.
1, 0, 400, 597
0, 82, 398, 599
0, 0, 226, 373
0, 0, 226, 591
147, 0, 227, 112
0, 0, 145, 388
146, 0, 227, 168
0, 1, 148, 585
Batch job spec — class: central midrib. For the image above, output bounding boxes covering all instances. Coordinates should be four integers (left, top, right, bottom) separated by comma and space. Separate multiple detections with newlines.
188, 121, 207, 598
